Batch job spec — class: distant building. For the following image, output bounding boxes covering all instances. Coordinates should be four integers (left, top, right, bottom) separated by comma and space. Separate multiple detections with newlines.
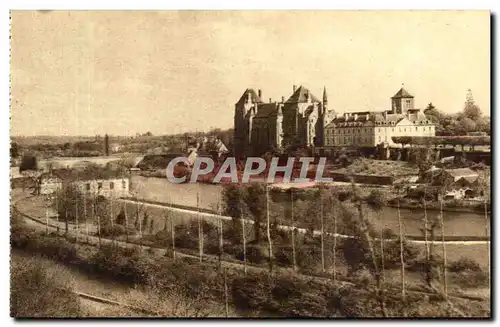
436, 168, 479, 187
38, 170, 130, 198
324, 88, 436, 148
234, 85, 334, 156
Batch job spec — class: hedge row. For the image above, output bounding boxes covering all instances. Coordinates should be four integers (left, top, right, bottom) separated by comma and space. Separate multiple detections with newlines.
392, 136, 490, 147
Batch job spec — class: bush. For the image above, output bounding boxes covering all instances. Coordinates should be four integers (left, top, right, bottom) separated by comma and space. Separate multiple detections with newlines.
243, 244, 268, 264
449, 257, 482, 273
231, 273, 271, 311
11, 255, 81, 317
100, 224, 129, 237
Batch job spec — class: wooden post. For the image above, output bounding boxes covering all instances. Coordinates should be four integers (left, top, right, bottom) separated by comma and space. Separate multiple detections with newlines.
423, 189, 430, 262
110, 196, 114, 228
241, 211, 247, 274
124, 204, 129, 243
45, 197, 49, 235
97, 214, 101, 248
223, 267, 229, 318
64, 188, 69, 236
137, 199, 142, 240
75, 197, 79, 244
333, 205, 337, 283
397, 200, 406, 301
83, 192, 88, 243
171, 208, 176, 261
266, 185, 273, 273
485, 200, 490, 289
320, 188, 325, 273
55, 191, 59, 238
218, 196, 223, 269
291, 189, 297, 272
440, 197, 448, 299
380, 211, 385, 284
197, 191, 203, 262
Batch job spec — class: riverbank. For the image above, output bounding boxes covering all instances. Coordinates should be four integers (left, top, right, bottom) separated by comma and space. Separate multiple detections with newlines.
131, 175, 488, 215
10, 211, 491, 318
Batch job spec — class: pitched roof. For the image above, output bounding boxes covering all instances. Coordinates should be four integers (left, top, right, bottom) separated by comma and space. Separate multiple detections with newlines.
444, 168, 478, 181
254, 103, 280, 118
285, 86, 320, 104
236, 89, 263, 105
392, 87, 414, 98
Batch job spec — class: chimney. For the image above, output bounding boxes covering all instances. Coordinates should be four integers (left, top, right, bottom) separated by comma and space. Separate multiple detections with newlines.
258, 89, 262, 98
269, 98, 272, 103
282, 96, 285, 102
293, 85, 296, 93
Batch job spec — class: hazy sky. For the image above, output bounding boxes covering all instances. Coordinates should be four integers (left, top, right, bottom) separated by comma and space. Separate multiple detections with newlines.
11, 10, 490, 136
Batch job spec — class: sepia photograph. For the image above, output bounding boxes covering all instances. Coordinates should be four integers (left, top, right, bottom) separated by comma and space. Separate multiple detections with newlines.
9, 10, 491, 318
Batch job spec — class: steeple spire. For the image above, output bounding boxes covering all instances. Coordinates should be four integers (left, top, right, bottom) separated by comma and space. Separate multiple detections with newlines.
323, 86, 328, 106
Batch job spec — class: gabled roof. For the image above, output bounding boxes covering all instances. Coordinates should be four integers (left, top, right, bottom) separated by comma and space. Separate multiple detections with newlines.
285, 86, 320, 104
236, 89, 263, 105
254, 103, 280, 118
444, 168, 479, 181
392, 87, 414, 98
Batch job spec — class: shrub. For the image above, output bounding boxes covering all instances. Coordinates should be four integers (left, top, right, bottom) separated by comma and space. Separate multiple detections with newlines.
100, 224, 128, 237
450, 271, 489, 288
11, 255, 81, 317
449, 257, 482, 273
231, 273, 271, 311
243, 244, 268, 264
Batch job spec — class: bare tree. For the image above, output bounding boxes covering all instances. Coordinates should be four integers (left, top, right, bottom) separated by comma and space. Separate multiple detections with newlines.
290, 188, 297, 272
266, 185, 273, 272
397, 199, 406, 301
439, 194, 448, 299
241, 210, 247, 274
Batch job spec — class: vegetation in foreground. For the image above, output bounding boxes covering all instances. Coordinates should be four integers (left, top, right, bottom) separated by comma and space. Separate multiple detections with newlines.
11, 202, 490, 318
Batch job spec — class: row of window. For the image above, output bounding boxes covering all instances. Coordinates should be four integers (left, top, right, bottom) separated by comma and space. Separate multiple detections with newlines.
84, 180, 127, 191
326, 125, 434, 135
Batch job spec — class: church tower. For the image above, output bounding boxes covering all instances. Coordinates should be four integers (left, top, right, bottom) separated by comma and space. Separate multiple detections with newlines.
391, 85, 414, 114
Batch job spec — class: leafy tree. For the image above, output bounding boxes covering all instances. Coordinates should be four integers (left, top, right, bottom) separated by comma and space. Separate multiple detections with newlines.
19, 154, 38, 172
463, 89, 482, 121
244, 183, 266, 243
10, 142, 19, 158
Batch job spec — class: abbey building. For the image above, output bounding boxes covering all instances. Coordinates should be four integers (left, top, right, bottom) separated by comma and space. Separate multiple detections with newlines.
234, 85, 334, 156
233, 85, 435, 156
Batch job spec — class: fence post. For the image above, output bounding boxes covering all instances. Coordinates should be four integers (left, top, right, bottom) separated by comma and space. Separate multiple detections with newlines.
171, 209, 176, 261
218, 197, 224, 270
440, 198, 448, 299
291, 189, 297, 273
75, 197, 79, 244
197, 191, 203, 263
266, 185, 273, 273
320, 188, 325, 273
241, 211, 247, 274
484, 200, 490, 289
397, 200, 406, 301
223, 267, 229, 317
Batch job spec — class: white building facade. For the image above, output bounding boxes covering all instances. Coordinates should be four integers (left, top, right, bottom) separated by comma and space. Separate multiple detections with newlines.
39, 175, 130, 198
324, 88, 435, 148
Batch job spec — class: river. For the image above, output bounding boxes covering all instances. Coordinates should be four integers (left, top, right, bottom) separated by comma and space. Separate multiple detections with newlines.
130, 175, 489, 238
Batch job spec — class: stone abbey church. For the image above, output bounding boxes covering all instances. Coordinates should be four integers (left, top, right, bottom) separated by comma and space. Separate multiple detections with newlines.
234, 85, 335, 156
233, 85, 435, 156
